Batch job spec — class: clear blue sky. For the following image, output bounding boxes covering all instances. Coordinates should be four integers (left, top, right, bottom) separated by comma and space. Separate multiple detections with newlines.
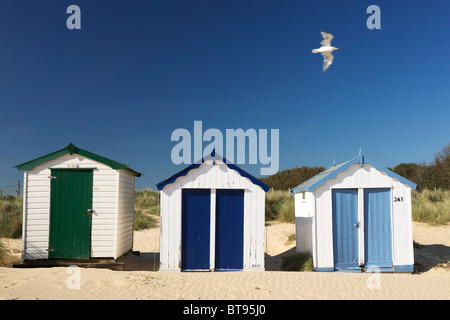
1, 0, 449, 190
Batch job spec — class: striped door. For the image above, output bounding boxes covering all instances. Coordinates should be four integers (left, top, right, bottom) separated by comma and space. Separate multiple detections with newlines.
181, 189, 211, 270
215, 189, 244, 271
49, 169, 93, 259
332, 189, 359, 270
364, 188, 393, 268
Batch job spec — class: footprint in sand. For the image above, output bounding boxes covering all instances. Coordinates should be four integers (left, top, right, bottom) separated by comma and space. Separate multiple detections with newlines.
4, 283, 15, 289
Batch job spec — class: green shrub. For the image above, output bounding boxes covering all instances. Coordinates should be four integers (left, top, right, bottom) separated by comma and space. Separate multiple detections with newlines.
281, 252, 314, 271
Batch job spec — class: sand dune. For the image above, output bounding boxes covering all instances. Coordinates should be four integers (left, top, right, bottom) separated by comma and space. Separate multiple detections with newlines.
0, 222, 448, 300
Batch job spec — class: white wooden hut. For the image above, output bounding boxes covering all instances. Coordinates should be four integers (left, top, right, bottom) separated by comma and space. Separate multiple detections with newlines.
15, 143, 141, 261
156, 152, 269, 272
290, 151, 417, 273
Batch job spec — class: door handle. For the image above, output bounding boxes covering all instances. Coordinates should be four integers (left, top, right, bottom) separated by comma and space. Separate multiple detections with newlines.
86, 209, 95, 215
354, 222, 360, 228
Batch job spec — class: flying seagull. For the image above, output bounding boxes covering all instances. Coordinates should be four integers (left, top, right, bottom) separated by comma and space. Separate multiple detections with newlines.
312, 31, 338, 72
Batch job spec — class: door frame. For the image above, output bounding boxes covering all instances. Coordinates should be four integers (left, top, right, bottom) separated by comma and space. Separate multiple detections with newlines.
180, 188, 246, 271
181, 188, 211, 271
215, 189, 245, 271
331, 187, 394, 271
49, 168, 93, 259
363, 188, 393, 269
331, 188, 360, 271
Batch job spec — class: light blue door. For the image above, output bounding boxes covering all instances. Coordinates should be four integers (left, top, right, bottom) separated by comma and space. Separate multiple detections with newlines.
332, 189, 359, 270
364, 188, 393, 268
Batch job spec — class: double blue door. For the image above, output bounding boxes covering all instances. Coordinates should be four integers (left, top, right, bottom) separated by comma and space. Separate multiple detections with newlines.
181, 189, 244, 271
332, 188, 392, 271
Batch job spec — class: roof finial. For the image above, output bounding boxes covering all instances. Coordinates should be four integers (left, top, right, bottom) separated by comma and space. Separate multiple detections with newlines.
333, 158, 336, 166
359, 147, 364, 167
212, 148, 216, 164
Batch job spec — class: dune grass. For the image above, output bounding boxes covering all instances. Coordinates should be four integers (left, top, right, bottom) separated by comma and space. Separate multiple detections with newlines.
134, 190, 160, 230
412, 189, 450, 225
265, 189, 295, 223
0, 195, 22, 238
281, 252, 314, 271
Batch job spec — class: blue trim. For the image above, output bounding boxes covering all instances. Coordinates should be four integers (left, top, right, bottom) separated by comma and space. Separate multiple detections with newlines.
214, 269, 242, 272
394, 265, 414, 273
366, 266, 394, 273
156, 163, 201, 190
290, 153, 417, 194
314, 267, 334, 272
364, 158, 417, 190
314, 265, 414, 273
334, 268, 362, 273
226, 162, 269, 192
156, 152, 269, 192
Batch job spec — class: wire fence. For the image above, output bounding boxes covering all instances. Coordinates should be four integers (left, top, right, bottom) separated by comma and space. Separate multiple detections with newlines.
0, 181, 21, 197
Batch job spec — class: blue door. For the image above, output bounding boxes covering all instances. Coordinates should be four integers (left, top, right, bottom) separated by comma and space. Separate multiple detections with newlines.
215, 189, 244, 271
364, 188, 393, 268
332, 189, 359, 270
182, 189, 211, 270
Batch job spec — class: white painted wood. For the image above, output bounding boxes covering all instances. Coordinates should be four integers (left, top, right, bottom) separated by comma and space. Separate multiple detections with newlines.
21, 153, 137, 261
159, 160, 266, 272
210, 189, 216, 270
298, 163, 414, 271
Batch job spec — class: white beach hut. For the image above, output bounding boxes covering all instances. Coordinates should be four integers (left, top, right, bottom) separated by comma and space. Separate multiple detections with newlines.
290, 151, 417, 273
15, 143, 141, 261
156, 152, 269, 272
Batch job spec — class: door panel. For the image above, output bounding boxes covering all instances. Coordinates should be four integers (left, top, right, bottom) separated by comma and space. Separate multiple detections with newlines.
215, 189, 244, 270
181, 189, 211, 270
49, 169, 93, 259
332, 189, 359, 269
364, 188, 393, 267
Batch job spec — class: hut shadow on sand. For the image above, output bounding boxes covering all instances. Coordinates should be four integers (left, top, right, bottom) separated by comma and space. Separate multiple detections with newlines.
119, 251, 160, 271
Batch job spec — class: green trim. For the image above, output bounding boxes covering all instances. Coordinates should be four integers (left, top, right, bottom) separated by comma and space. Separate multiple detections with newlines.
14, 143, 142, 177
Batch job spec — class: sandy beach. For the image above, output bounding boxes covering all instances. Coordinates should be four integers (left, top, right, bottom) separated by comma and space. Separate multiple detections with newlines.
0, 222, 449, 300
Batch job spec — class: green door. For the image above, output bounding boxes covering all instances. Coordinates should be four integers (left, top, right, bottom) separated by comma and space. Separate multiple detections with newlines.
49, 169, 93, 259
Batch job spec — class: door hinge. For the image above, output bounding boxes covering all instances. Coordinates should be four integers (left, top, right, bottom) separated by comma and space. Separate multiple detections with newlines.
48, 176, 58, 179
47, 248, 55, 252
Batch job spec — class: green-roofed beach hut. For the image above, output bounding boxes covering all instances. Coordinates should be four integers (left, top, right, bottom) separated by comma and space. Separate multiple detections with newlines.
290, 151, 417, 273
15, 143, 142, 261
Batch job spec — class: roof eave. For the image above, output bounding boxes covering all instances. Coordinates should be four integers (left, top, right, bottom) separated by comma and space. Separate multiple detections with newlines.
156, 153, 269, 192
14, 143, 142, 177
290, 155, 417, 195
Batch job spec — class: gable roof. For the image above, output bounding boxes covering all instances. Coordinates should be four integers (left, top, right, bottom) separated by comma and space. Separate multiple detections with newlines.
156, 150, 269, 192
290, 152, 417, 194
14, 143, 142, 177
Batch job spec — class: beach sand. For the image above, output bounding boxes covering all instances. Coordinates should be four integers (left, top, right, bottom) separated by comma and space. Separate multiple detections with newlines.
0, 222, 448, 300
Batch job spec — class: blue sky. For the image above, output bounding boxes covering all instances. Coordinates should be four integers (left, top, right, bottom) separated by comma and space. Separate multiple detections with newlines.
1, 0, 449, 190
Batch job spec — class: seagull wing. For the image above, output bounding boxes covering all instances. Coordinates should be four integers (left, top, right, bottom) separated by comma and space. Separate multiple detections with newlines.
320, 31, 334, 47
322, 51, 334, 72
